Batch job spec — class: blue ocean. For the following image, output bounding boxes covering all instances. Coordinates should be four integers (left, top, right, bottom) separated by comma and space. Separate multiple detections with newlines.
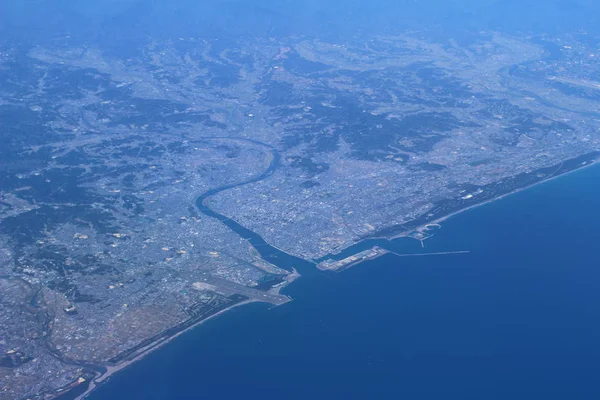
86, 165, 600, 399
3, 1, 600, 399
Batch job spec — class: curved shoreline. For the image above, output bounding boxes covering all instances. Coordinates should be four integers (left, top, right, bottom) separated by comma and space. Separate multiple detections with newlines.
392, 157, 599, 241
320, 153, 600, 262
54, 138, 288, 400
70, 300, 260, 400
56, 151, 599, 400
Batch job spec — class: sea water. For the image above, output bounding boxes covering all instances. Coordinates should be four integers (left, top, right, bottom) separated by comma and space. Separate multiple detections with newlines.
88, 164, 600, 400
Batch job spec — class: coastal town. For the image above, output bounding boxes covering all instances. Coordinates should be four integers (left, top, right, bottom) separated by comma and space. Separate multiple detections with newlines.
1, 27, 600, 399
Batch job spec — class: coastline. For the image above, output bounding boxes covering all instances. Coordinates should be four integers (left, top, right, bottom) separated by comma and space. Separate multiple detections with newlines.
72, 299, 262, 400
315, 156, 599, 264
79, 156, 600, 399
59, 156, 599, 400
399, 158, 599, 240
268, 268, 300, 295
358, 158, 599, 245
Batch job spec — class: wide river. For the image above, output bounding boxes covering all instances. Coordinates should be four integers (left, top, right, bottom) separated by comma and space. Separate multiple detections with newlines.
88, 163, 600, 400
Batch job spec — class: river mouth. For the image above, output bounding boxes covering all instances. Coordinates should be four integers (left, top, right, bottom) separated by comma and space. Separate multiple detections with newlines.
194, 145, 317, 278
195, 145, 600, 284
88, 159, 600, 400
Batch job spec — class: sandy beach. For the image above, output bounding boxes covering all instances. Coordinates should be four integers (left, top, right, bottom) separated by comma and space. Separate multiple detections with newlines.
74, 299, 261, 400
69, 158, 598, 400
